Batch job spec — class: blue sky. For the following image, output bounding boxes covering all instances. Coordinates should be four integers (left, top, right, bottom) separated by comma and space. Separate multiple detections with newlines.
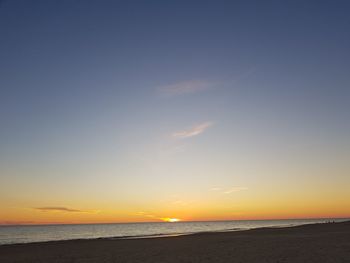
0, 0, 349, 223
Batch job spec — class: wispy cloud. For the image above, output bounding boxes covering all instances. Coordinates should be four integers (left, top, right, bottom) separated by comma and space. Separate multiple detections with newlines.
172, 200, 195, 206
209, 186, 248, 194
172, 122, 213, 139
223, 187, 248, 194
35, 207, 88, 213
135, 211, 158, 219
158, 80, 213, 96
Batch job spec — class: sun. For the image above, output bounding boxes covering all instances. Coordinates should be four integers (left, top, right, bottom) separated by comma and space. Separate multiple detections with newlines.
161, 218, 180, 223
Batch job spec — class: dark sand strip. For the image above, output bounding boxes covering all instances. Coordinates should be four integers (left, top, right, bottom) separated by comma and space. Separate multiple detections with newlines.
0, 221, 349, 263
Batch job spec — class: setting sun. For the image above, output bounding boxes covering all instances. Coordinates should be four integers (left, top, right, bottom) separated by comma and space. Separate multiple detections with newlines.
161, 218, 180, 223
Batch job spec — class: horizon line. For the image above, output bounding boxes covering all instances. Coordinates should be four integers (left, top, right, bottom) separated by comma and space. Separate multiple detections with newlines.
1, 216, 349, 227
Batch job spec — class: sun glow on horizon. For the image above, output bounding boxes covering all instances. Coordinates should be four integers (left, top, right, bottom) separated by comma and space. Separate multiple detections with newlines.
161, 218, 180, 223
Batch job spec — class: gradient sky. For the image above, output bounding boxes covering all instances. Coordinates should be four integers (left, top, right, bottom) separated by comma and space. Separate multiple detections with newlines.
1, 0, 349, 224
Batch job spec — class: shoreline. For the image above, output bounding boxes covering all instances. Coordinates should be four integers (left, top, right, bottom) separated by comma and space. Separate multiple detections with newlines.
0, 219, 336, 247
1, 218, 348, 246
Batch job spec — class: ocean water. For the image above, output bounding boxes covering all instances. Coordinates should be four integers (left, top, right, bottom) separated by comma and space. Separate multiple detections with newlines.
0, 218, 347, 245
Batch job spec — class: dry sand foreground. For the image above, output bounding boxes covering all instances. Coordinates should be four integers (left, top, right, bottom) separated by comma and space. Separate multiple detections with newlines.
0, 221, 349, 263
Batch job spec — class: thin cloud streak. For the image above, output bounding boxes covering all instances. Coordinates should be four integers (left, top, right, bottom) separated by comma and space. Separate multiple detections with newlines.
158, 80, 213, 96
223, 187, 248, 194
172, 200, 195, 206
172, 122, 213, 139
136, 211, 157, 218
209, 187, 248, 194
35, 207, 88, 213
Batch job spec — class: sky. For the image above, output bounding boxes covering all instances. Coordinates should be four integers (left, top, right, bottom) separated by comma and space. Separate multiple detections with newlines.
0, 0, 349, 225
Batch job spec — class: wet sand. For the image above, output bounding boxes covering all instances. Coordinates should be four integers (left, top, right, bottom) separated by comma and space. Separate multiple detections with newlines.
0, 220, 349, 263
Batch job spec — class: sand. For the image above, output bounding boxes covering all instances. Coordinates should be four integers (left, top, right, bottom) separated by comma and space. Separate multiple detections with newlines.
0, 220, 349, 263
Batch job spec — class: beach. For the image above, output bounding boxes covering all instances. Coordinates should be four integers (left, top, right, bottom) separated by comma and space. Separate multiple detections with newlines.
0, 221, 349, 263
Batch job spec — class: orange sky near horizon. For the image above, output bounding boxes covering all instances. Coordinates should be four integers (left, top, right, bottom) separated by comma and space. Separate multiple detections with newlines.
1, 182, 349, 225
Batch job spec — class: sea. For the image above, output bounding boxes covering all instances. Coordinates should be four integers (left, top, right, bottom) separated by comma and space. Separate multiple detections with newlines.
0, 218, 347, 245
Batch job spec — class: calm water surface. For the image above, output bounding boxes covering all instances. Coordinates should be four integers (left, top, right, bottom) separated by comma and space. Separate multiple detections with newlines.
0, 218, 347, 245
